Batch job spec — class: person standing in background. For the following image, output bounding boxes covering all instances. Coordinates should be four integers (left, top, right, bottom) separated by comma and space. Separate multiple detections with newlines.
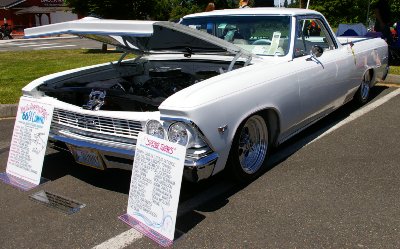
205, 2, 215, 12
374, 0, 393, 45
239, 0, 250, 8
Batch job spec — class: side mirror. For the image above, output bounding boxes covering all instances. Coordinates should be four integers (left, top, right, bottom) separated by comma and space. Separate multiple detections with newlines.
311, 45, 323, 57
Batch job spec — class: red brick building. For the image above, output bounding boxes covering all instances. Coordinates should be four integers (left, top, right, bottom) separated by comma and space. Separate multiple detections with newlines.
0, 0, 78, 36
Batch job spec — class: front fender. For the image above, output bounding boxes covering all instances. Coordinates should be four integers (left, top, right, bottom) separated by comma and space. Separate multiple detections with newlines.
160, 62, 300, 174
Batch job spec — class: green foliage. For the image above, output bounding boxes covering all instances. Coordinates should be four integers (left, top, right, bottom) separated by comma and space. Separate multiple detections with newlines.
65, 0, 237, 21
308, 0, 369, 27
390, 66, 400, 75
287, 0, 400, 27
65, 0, 400, 26
285, 0, 400, 27
155, 0, 233, 21
288, 0, 298, 7
169, 4, 202, 21
151, 0, 174, 21
65, 0, 155, 19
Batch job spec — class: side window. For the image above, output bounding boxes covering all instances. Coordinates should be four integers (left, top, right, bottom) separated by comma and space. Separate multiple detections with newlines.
294, 18, 335, 58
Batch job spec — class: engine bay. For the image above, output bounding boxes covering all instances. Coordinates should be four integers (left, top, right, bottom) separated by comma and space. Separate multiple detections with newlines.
38, 58, 237, 112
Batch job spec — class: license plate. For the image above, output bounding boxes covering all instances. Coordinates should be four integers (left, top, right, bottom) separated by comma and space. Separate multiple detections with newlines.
67, 145, 105, 170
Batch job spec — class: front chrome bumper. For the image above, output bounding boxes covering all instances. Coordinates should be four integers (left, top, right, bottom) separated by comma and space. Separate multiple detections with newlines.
48, 132, 218, 182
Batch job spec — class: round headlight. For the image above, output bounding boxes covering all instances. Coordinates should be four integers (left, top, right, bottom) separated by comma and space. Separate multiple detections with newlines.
145, 120, 165, 139
168, 122, 189, 146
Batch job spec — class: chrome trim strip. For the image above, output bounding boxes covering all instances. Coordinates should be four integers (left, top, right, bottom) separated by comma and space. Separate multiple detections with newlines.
49, 134, 135, 156
184, 152, 219, 167
51, 123, 136, 145
160, 116, 193, 124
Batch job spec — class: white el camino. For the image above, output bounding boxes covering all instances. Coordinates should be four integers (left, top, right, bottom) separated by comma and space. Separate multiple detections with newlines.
23, 8, 389, 182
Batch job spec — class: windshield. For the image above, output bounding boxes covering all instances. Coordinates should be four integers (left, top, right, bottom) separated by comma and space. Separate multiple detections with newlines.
181, 15, 291, 56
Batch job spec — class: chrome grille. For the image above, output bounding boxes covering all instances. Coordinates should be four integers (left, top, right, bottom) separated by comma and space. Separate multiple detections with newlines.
51, 108, 142, 138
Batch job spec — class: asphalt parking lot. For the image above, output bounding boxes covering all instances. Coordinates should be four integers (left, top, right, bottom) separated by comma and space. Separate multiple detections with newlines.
0, 37, 103, 52
0, 86, 399, 248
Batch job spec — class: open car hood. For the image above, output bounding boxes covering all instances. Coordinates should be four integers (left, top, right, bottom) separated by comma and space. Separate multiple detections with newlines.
24, 17, 254, 59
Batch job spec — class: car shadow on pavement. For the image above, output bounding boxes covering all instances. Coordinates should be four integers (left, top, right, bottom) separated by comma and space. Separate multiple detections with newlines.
41, 150, 231, 199
41, 151, 131, 194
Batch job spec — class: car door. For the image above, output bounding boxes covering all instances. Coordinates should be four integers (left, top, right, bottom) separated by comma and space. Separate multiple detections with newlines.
293, 17, 346, 125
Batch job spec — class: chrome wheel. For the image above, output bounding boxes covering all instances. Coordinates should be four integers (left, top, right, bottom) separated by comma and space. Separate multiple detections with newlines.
355, 72, 372, 105
360, 74, 371, 101
237, 115, 269, 174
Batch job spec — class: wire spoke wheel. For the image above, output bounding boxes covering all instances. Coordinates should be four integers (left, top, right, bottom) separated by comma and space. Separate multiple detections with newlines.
360, 74, 371, 101
237, 115, 269, 175
355, 72, 372, 104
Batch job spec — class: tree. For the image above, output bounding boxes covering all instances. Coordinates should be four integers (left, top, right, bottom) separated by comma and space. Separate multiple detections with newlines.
288, 0, 298, 8
291, 0, 400, 27
66, 0, 400, 25
64, 0, 155, 19
284, 0, 289, 8
65, 0, 232, 21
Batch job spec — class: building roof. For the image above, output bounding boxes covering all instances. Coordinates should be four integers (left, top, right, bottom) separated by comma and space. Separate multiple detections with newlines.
0, 0, 25, 8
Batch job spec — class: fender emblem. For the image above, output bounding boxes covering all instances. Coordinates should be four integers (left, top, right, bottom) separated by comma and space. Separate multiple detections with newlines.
218, 124, 228, 134
83, 89, 106, 111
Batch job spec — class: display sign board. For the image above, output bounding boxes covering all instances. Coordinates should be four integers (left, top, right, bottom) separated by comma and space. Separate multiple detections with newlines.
119, 132, 186, 247
2, 97, 53, 190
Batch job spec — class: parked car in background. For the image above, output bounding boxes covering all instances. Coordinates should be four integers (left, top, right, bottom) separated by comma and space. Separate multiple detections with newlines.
23, 8, 389, 182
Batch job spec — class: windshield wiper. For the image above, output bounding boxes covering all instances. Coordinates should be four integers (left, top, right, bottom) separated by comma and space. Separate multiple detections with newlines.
184, 47, 193, 58
154, 45, 225, 52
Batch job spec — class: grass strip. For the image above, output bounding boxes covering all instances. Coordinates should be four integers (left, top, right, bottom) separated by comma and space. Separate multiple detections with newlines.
0, 49, 120, 104
389, 66, 400, 75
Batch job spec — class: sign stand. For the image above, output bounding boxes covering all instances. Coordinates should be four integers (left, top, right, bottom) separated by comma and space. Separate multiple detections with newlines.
118, 214, 185, 247
119, 133, 186, 247
1, 97, 53, 191
0, 172, 48, 191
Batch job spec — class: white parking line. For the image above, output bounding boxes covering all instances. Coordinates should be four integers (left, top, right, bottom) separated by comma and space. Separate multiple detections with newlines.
13, 42, 38, 46
18, 43, 57, 48
91, 87, 400, 249
0, 41, 14, 45
0, 42, 37, 46
34, 44, 77, 50
92, 229, 143, 249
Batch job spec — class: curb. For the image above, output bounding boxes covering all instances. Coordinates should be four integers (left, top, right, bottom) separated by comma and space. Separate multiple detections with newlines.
384, 74, 400, 83
0, 104, 18, 118
1, 74, 400, 119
